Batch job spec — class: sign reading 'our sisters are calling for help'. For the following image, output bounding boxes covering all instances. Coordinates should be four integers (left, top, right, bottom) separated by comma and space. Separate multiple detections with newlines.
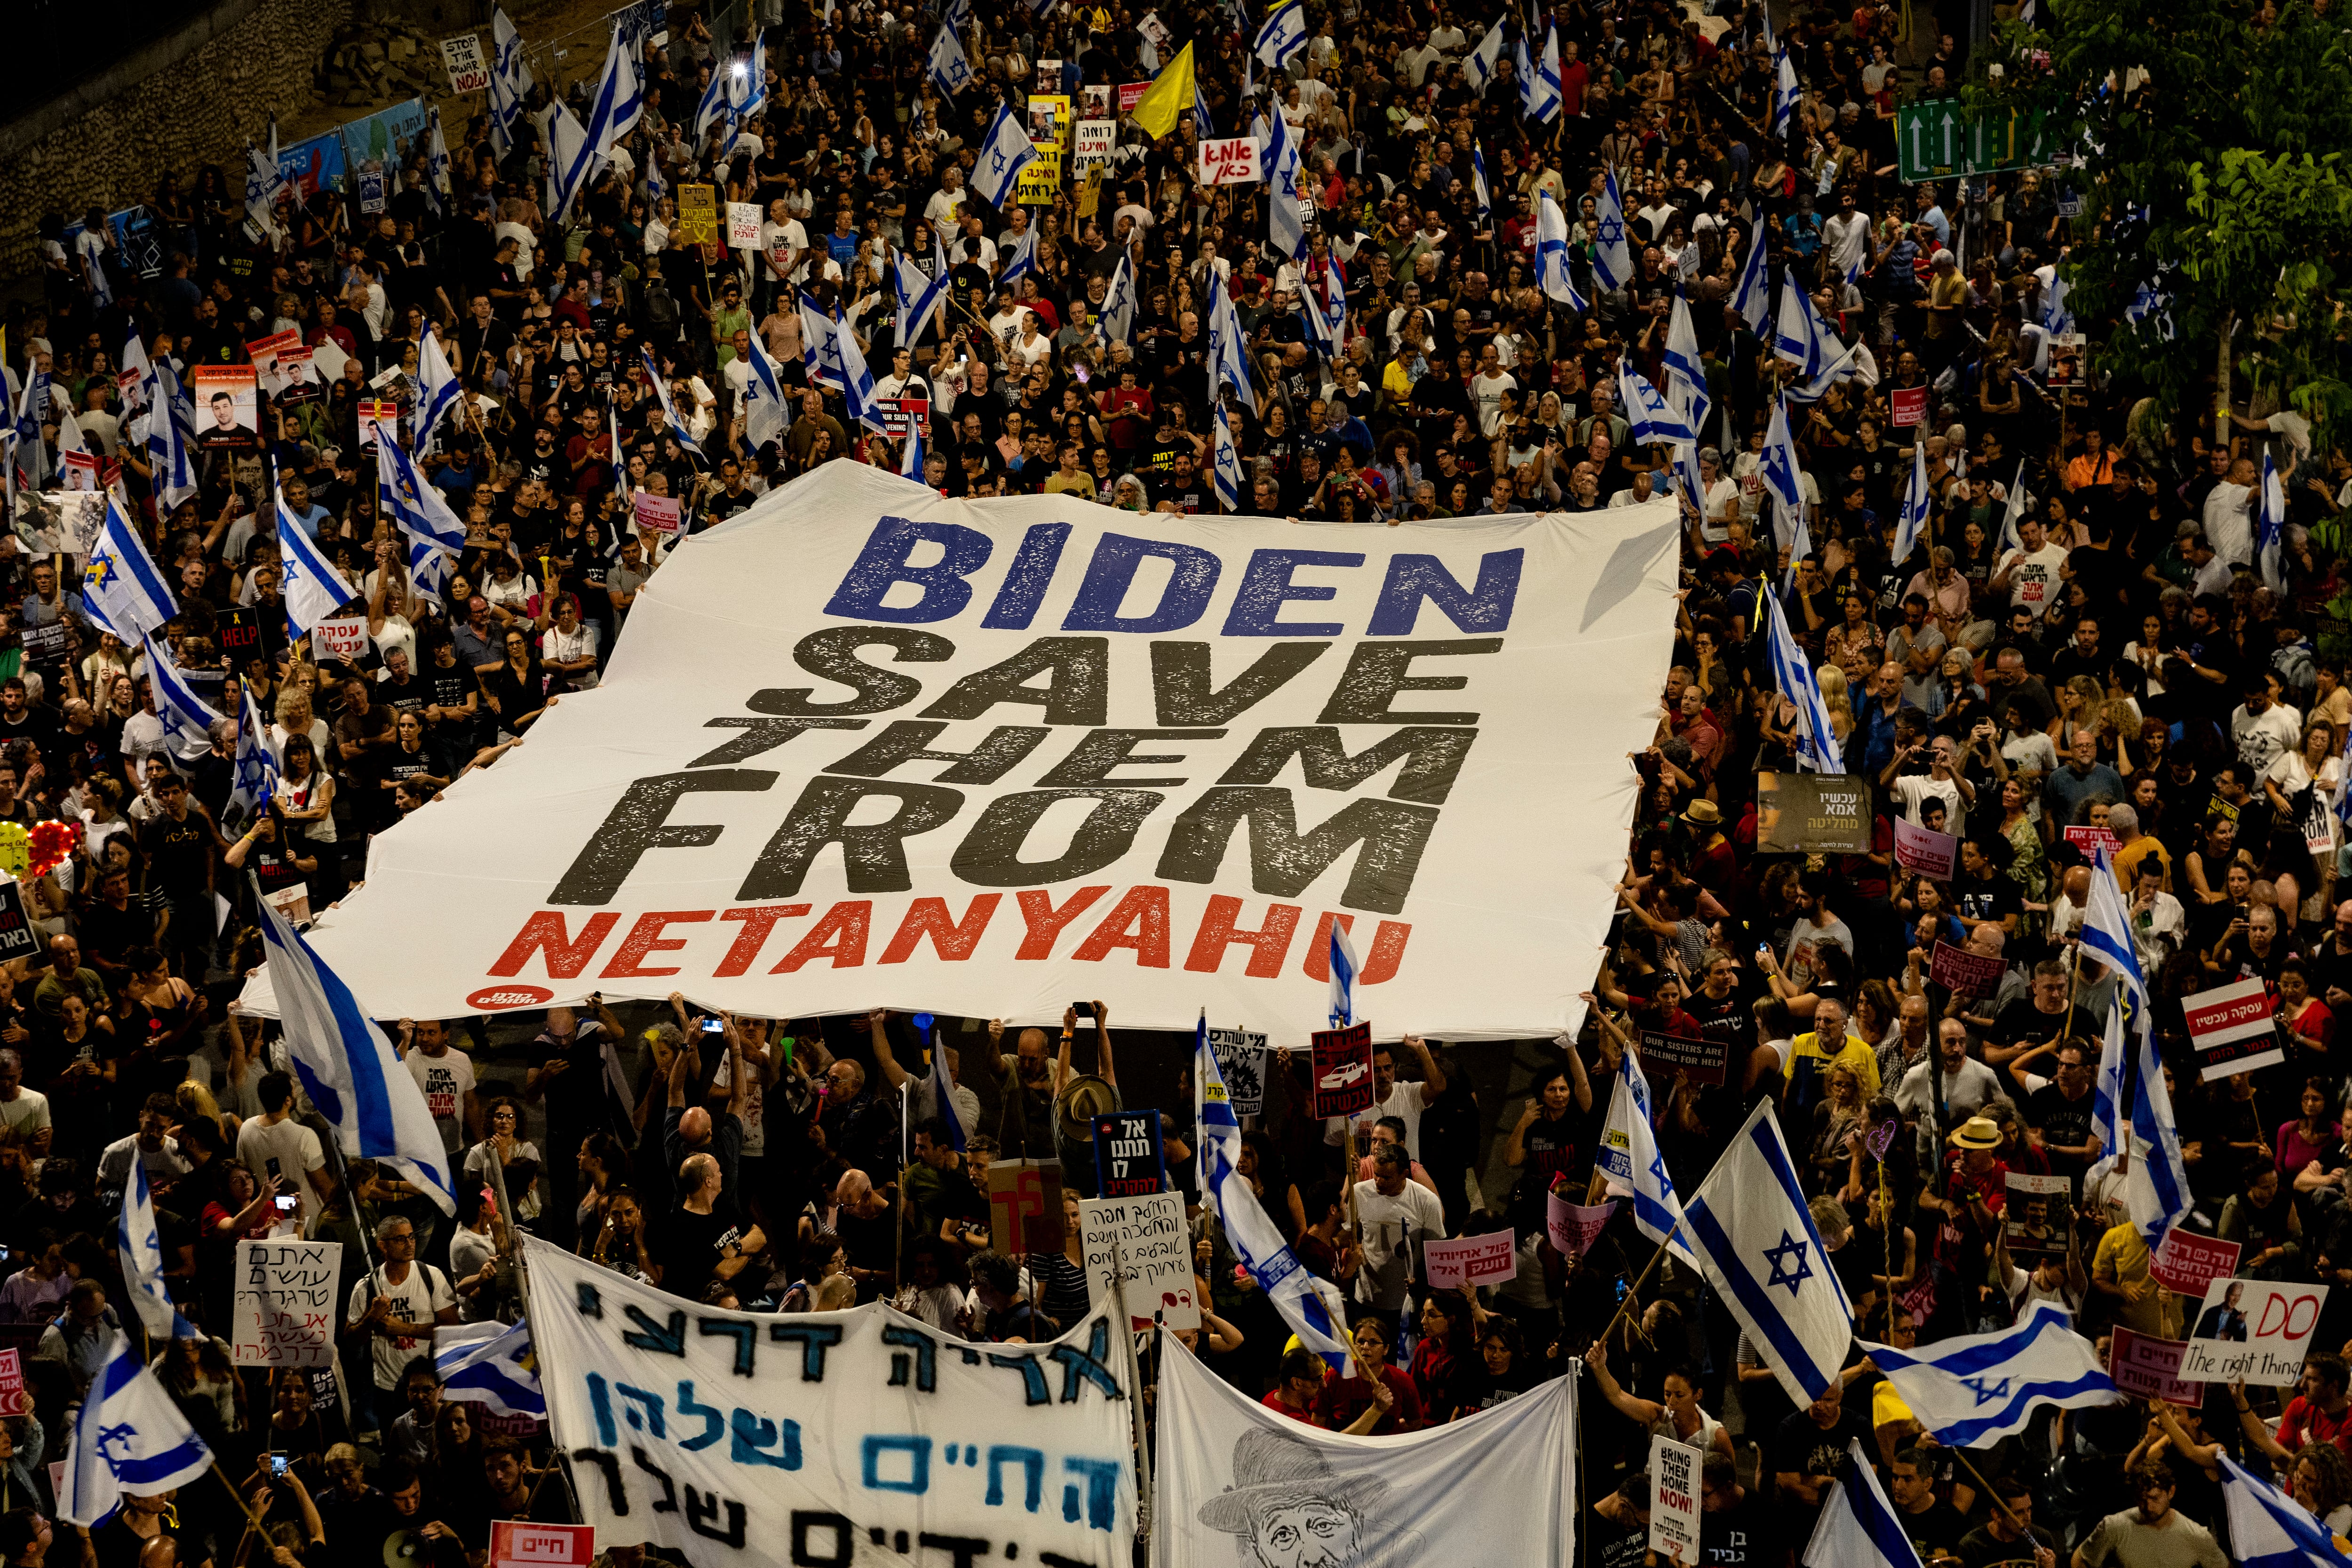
250, 467, 1682, 1042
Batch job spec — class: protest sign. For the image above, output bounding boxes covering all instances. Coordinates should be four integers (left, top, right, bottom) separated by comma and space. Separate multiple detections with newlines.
1893, 817, 1958, 879
1082, 85, 1112, 118
231, 1239, 343, 1367
1091, 1110, 1168, 1197
193, 366, 260, 450
675, 184, 718, 245
522, 1238, 1136, 1566
631, 492, 683, 535
58, 452, 103, 493
0, 880, 41, 966
988, 1158, 1066, 1253
1547, 1193, 1615, 1258
1311, 1022, 1374, 1116
0, 1349, 25, 1418
275, 341, 320, 404
1073, 119, 1116, 174
1117, 81, 1150, 112
358, 168, 386, 214
1648, 1436, 1704, 1564
1930, 940, 2003, 996
1078, 1191, 1199, 1329
1030, 94, 1073, 149
876, 396, 930, 438
1637, 1028, 1728, 1086
2182, 1278, 2329, 1385
358, 398, 401, 453
246, 329, 303, 398
443, 33, 491, 93
726, 203, 762, 249
1423, 1231, 1517, 1289
1207, 1027, 1266, 1116
1755, 772, 1874, 853
1890, 386, 1927, 428
2109, 1327, 2202, 1408
12, 493, 103, 557
1137, 11, 1172, 48
311, 616, 370, 663
1197, 137, 1262, 186
2186, 977, 2281, 1080
2150, 1231, 2242, 1299
490, 1524, 592, 1568
1016, 155, 1061, 205
2001, 1172, 2070, 1257
2063, 824, 2121, 859
229, 470, 1685, 1042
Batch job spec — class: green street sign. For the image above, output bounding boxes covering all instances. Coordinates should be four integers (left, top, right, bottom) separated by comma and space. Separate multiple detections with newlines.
1898, 98, 2050, 183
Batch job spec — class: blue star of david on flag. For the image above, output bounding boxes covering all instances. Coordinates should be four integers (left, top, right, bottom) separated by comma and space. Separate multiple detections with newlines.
1961, 1376, 2012, 1408
1762, 1231, 1812, 1296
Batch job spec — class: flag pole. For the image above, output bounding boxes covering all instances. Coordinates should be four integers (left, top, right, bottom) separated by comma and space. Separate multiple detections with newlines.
1107, 1235, 1153, 1544
1947, 1447, 2026, 1529
1590, 1214, 1686, 1351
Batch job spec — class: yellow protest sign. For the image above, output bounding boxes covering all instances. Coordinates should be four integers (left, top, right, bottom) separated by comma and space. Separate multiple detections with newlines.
676, 184, 718, 245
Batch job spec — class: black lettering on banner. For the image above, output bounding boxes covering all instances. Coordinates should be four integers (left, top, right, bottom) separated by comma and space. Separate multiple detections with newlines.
552, 772, 779, 905
918, 637, 1110, 726
1218, 725, 1478, 805
769, 1320, 844, 1380
1050, 1321, 1123, 1403
570, 1448, 626, 1513
1037, 729, 1228, 788
737, 779, 964, 900
699, 1317, 761, 1375
1149, 641, 1332, 724
789, 1512, 854, 1568
753, 627, 956, 715
948, 789, 1164, 886
631, 1446, 678, 1512
689, 716, 869, 768
985, 1352, 1052, 1405
881, 1324, 937, 1391
1316, 638, 1504, 725
685, 1486, 747, 1547
621, 1306, 689, 1356
823, 721, 1051, 784
1155, 788, 1438, 915
915, 1536, 991, 1568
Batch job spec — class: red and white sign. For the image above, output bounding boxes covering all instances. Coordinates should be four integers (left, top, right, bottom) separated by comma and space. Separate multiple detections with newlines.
878, 396, 930, 438
1892, 818, 1957, 880
0, 1348, 26, 1418
2182, 1277, 2331, 1385
442, 33, 491, 94
1546, 1194, 1614, 1258
632, 492, 684, 535
1929, 939, 2003, 996
2149, 1231, 2241, 1298
1423, 1230, 1517, 1289
491, 1523, 594, 1568
1197, 136, 1262, 186
2109, 1327, 2201, 1409
2062, 824, 2121, 859
1890, 385, 1928, 427
310, 615, 370, 663
1118, 81, 1151, 113
2185, 976, 2281, 1081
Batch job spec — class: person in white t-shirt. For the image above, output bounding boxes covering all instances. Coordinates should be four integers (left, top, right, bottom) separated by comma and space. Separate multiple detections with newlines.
403, 1019, 478, 1156
1989, 514, 2069, 621
344, 1215, 456, 1424
1322, 1035, 1449, 1161
235, 1070, 331, 1226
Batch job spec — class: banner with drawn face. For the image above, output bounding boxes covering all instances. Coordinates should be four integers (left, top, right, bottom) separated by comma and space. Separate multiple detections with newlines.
522, 1237, 1137, 1568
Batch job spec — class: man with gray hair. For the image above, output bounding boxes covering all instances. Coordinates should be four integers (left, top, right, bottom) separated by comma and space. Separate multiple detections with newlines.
1350, 1140, 1444, 1322
344, 1212, 455, 1429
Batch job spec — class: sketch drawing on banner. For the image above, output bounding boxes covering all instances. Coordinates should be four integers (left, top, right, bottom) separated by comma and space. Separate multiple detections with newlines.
1195, 1428, 1424, 1568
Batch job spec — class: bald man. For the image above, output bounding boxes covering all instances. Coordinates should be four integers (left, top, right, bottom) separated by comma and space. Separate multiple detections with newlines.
658, 1150, 740, 1304
664, 1018, 748, 1227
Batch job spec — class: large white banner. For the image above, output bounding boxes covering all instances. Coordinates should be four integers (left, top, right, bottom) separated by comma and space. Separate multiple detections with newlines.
1151, 1335, 1575, 1568
520, 1237, 1137, 1568
247, 463, 1679, 1038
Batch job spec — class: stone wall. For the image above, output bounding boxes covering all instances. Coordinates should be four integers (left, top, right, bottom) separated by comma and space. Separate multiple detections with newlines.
0, 0, 350, 287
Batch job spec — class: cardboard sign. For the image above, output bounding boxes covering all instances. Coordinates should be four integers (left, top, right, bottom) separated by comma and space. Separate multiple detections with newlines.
726, 202, 762, 249
231, 1238, 344, 1366
2062, 824, 2122, 859
1077, 167, 1106, 219
1648, 1436, 1705, 1564
1311, 1021, 1375, 1116
442, 33, 491, 94
1208, 1027, 1267, 1116
987, 1158, 1065, 1253
2182, 1278, 2329, 1385
1755, 772, 1874, 853
1198, 136, 1263, 186
632, 492, 684, 535
1092, 1109, 1168, 1197
1423, 1230, 1517, 1289
1637, 1028, 1729, 1087
311, 615, 370, 663
1930, 939, 2004, 997
2000, 1171, 2070, 1258
2109, 1327, 2202, 1409
0, 881, 40, 965
2186, 977, 2281, 1080
490, 1523, 594, 1568
1893, 817, 1958, 879
2150, 1231, 2242, 1299
1889, 385, 1927, 428
676, 184, 718, 246
1073, 119, 1116, 173
0, 1348, 25, 1418
193, 365, 261, 450
1546, 1193, 1615, 1258
1077, 1191, 1200, 1329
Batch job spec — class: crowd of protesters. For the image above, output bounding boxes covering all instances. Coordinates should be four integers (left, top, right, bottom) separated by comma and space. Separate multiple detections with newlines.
2, 0, 2346, 1564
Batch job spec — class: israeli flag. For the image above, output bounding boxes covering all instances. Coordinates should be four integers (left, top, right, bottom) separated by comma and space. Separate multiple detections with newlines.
1465, 18, 1506, 92
1774, 279, 1827, 376
255, 884, 457, 1214
727, 30, 768, 123
1620, 360, 1697, 448
1195, 74, 1216, 136
1760, 396, 1807, 555
1265, 106, 1304, 259
489, 4, 533, 155
1663, 292, 1711, 435
1770, 46, 1801, 141
1860, 1303, 2120, 1448
971, 103, 1037, 210
551, 22, 642, 222
1470, 143, 1492, 223
639, 346, 710, 466
118, 1157, 198, 1343
278, 489, 359, 637
900, 418, 927, 484
1197, 1015, 1355, 1371
381, 435, 468, 555
742, 328, 793, 457
120, 328, 155, 421
226, 687, 280, 830
1595, 1044, 1696, 1265
796, 294, 887, 433
2002, 459, 2030, 553
1515, 31, 1538, 117
2080, 845, 2192, 1248
1893, 437, 1931, 569
1765, 589, 1844, 775
1207, 270, 1259, 415
408, 535, 451, 600
2221, 1452, 2352, 1568
1685, 1099, 1855, 1403
61, 1336, 213, 1526
1529, 23, 1563, 122
928, 23, 973, 97
1673, 441, 1710, 522
894, 235, 952, 347
142, 635, 224, 756
414, 326, 462, 454
2039, 263, 2075, 332
915, 1023, 965, 1149
1000, 226, 1038, 288
423, 108, 452, 219
1731, 224, 1772, 334
1211, 406, 1242, 512
1254, 0, 1306, 69
1535, 190, 1583, 308
83, 499, 178, 645
1327, 920, 1359, 1028
2258, 452, 2288, 595
1592, 167, 1633, 293
694, 59, 734, 143
1097, 255, 1136, 348
437, 1318, 545, 1418
1798, 1441, 1919, 1568
150, 359, 197, 513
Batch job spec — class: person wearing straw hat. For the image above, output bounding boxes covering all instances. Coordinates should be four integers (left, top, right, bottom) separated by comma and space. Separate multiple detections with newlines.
1195, 1425, 1423, 1568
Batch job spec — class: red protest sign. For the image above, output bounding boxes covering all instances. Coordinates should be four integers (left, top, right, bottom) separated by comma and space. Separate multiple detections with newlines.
1929, 940, 2003, 996
1196, 136, 1262, 186
1424, 1231, 1517, 1289
1118, 82, 1151, 112
2150, 1231, 2242, 1298
987, 1159, 1066, 1253
1890, 385, 1927, 427
491, 1523, 594, 1568
1311, 1022, 1375, 1116
2185, 977, 2281, 1081
2109, 1327, 2202, 1408
2062, 824, 2121, 859
1893, 818, 1958, 880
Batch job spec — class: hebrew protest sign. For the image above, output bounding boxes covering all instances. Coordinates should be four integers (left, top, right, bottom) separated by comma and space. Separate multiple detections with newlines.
988, 1158, 1066, 1253
1892, 818, 1957, 879
1207, 1027, 1266, 1116
1091, 1110, 1167, 1197
1423, 1231, 1516, 1289
2109, 1327, 2202, 1409
232, 1238, 344, 1367
2185, 978, 2282, 1081
1930, 940, 2003, 996
0, 1349, 25, 1417
1547, 1193, 1614, 1258
1311, 1023, 1374, 1116
2150, 1232, 2241, 1299
1197, 137, 1262, 186
1755, 773, 1873, 853
1078, 1191, 1199, 1329
521, 1237, 1136, 1568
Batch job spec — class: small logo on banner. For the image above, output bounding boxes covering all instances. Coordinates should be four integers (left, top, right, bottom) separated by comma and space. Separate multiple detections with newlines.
468, 985, 555, 1011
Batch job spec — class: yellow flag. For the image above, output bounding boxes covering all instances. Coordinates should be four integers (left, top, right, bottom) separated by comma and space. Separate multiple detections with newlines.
1131, 42, 1194, 141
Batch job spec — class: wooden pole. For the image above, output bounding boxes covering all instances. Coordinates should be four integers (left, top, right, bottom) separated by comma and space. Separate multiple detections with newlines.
1947, 1446, 2027, 1529
1590, 1217, 1687, 1351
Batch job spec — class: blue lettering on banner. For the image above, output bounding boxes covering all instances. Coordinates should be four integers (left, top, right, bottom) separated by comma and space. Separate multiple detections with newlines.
1062, 534, 1222, 633
730, 1408, 803, 1468
985, 1352, 1051, 1405
824, 517, 993, 622
985, 1445, 1043, 1511
1221, 549, 1366, 636
769, 1320, 843, 1379
980, 523, 1073, 629
622, 1306, 688, 1355
1049, 1321, 1123, 1403
1062, 1457, 1123, 1529
862, 1434, 933, 1493
1366, 550, 1525, 635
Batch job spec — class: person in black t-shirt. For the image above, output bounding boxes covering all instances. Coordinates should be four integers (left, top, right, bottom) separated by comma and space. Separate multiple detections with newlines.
1953, 1478, 2062, 1568
1774, 1381, 1875, 1540
1589, 1474, 1654, 1568
1700, 1451, 1782, 1568
1889, 1447, 1972, 1561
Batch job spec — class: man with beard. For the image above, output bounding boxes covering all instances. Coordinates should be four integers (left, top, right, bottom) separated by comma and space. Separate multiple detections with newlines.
983, 1017, 1068, 1164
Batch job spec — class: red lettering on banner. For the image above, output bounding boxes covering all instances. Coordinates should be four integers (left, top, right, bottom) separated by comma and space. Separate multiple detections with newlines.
714, 904, 810, 976
1071, 885, 1171, 966
1300, 911, 1413, 983
489, 911, 620, 978
2257, 1291, 2321, 1339
880, 894, 1004, 963
601, 910, 715, 978
1013, 885, 1111, 958
771, 901, 872, 971
1183, 895, 1303, 976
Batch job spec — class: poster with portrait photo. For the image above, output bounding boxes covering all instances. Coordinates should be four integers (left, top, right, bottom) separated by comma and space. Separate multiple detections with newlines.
191, 366, 260, 450
1082, 83, 1112, 118
2002, 1171, 2071, 1258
